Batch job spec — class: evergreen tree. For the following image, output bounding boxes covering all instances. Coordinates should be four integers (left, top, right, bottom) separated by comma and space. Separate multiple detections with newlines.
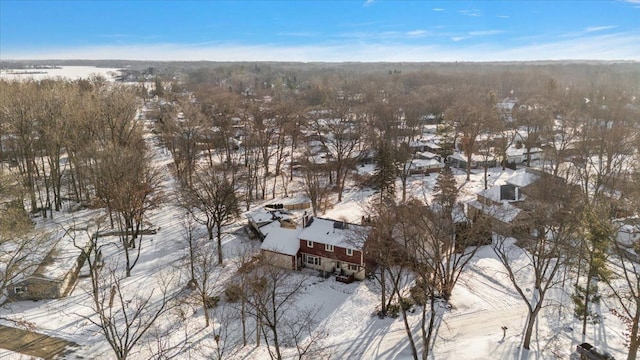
153, 77, 164, 97
433, 165, 458, 217
373, 140, 397, 204
573, 204, 613, 334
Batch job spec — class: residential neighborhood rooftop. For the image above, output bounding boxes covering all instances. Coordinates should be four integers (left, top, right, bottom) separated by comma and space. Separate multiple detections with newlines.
299, 217, 367, 250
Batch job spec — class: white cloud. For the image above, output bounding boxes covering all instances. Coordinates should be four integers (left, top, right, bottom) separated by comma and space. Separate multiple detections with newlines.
406, 30, 428, 38
364, 0, 375, 6
96, 34, 130, 39
338, 30, 430, 40
459, 9, 482, 17
3, 32, 639, 62
432, 8, 445, 12
560, 25, 619, 38
468, 30, 504, 36
497, 15, 510, 18
276, 32, 321, 37
584, 25, 617, 32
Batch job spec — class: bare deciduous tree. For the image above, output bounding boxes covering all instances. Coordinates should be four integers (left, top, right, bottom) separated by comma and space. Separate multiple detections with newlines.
299, 151, 331, 216
93, 145, 163, 277
242, 258, 316, 360
309, 88, 365, 202
181, 166, 240, 266
444, 89, 498, 181
87, 266, 175, 360
180, 216, 220, 327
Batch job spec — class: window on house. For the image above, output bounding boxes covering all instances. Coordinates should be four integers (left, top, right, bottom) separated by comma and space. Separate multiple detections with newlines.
325, 244, 334, 252
305, 255, 320, 266
346, 248, 353, 256
14, 286, 25, 294
307, 240, 313, 248
348, 264, 359, 271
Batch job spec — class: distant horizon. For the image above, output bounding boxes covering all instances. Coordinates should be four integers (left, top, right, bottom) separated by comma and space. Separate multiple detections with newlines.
2, 0, 640, 62
2, 59, 640, 65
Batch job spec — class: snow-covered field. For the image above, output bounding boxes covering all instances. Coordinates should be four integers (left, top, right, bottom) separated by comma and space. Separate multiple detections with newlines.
0, 66, 122, 81
0, 113, 632, 359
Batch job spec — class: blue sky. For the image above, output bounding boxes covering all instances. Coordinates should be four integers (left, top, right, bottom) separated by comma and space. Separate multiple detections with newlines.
1, 0, 639, 61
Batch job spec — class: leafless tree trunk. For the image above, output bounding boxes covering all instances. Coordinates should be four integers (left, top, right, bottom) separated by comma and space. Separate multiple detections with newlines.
86, 266, 175, 360
180, 166, 240, 266
300, 151, 331, 216
309, 89, 364, 202
93, 145, 163, 277
242, 257, 313, 360
180, 216, 221, 328
444, 89, 498, 181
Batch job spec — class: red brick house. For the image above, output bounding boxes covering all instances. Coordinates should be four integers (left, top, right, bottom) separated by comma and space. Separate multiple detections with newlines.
260, 215, 369, 281
298, 215, 367, 280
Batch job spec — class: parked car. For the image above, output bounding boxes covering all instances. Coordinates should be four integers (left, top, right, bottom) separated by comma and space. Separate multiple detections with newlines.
576, 342, 615, 360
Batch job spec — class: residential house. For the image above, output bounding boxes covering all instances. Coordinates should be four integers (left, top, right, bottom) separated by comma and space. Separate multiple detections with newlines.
409, 152, 444, 174
298, 216, 368, 281
614, 217, 640, 247
9, 239, 86, 302
497, 96, 519, 122
466, 168, 542, 235
260, 214, 370, 281
447, 152, 497, 170
246, 207, 295, 240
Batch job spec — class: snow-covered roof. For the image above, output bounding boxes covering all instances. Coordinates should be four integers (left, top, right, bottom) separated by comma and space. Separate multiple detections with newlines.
258, 220, 286, 238
36, 239, 82, 281
411, 158, 443, 168
497, 97, 518, 111
614, 217, 640, 232
505, 169, 540, 188
299, 217, 367, 250
448, 152, 492, 162
467, 200, 523, 224
506, 146, 525, 157
408, 140, 426, 148
416, 151, 440, 159
618, 224, 640, 233
246, 209, 292, 227
429, 203, 468, 223
261, 227, 302, 256
477, 186, 502, 203
524, 147, 544, 154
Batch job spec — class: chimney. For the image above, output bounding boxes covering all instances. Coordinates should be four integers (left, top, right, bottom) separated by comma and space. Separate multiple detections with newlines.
303, 215, 314, 228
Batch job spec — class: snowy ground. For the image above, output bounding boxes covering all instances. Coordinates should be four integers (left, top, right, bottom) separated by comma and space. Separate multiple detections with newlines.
0, 119, 632, 359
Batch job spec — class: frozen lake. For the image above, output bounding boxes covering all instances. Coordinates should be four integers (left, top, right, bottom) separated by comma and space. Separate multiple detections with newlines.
0, 66, 122, 81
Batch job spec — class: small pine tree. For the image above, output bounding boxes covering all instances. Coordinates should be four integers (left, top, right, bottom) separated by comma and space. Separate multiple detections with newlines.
572, 283, 602, 325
